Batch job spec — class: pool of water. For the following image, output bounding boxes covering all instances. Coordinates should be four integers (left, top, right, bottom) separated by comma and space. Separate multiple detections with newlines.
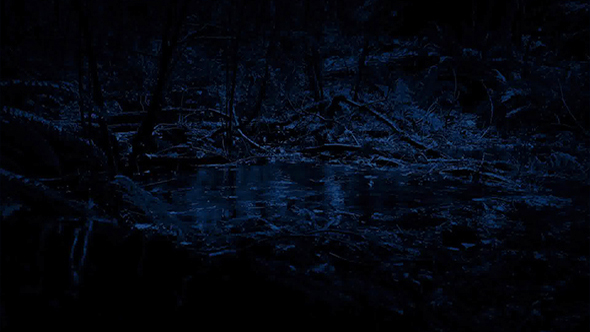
143, 163, 525, 229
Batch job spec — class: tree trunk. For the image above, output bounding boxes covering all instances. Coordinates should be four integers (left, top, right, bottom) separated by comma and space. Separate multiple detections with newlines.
304, 0, 324, 102
253, 14, 277, 122
353, 37, 369, 102
225, 0, 244, 156
78, 0, 117, 176
132, 0, 186, 167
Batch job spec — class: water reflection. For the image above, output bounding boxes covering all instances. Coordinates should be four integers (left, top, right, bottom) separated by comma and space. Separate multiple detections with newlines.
147, 163, 505, 227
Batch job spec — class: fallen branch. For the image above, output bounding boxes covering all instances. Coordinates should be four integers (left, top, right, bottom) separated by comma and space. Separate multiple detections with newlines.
558, 79, 588, 134
480, 81, 494, 138
237, 128, 271, 153
162, 107, 230, 120
339, 97, 431, 151
373, 156, 405, 167
301, 143, 361, 154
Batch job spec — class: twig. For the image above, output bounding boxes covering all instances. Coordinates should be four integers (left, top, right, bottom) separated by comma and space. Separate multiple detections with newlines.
480, 80, 494, 138
155, 144, 191, 155
301, 143, 361, 153
237, 128, 272, 154
482, 80, 493, 125
340, 97, 430, 150
558, 79, 587, 133
346, 129, 360, 146
328, 252, 372, 266
256, 217, 281, 231
452, 68, 458, 102
142, 178, 175, 188
305, 228, 366, 240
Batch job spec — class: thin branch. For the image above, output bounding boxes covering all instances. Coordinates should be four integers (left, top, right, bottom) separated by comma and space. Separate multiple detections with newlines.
237, 128, 272, 154
558, 79, 587, 133
340, 97, 431, 151
480, 80, 493, 139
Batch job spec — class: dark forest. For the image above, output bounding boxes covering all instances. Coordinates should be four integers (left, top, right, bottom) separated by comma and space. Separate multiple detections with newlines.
1, 0, 589, 330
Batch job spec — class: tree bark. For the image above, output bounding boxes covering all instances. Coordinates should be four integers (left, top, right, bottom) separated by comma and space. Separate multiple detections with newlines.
132, 0, 187, 167
304, 0, 324, 102
252, 15, 277, 122
78, 0, 117, 176
353, 37, 369, 102
224, 0, 244, 156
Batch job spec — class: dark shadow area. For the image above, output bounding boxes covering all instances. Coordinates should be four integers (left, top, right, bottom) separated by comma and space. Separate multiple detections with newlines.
1, 0, 589, 331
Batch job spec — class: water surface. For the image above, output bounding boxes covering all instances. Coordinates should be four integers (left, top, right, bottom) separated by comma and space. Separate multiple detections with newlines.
146, 163, 522, 228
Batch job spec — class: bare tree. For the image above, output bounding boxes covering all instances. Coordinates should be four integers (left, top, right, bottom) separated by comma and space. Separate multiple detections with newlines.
77, 0, 117, 176
352, 37, 369, 102
304, 0, 324, 102
252, 1, 277, 122
224, 0, 245, 155
131, 0, 187, 167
